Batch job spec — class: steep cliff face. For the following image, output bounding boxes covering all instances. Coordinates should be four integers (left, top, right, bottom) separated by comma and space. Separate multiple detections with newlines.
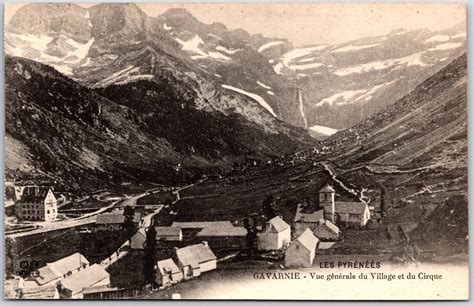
6, 3, 465, 132
6, 3, 92, 42
264, 24, 466, 129
5, 55, 312, 191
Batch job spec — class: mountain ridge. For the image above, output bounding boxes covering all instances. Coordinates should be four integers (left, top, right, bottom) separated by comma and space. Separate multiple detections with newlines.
7, 3, 463, 132
5, 55, 312, 192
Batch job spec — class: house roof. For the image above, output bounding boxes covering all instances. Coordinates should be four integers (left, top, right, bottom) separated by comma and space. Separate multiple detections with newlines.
176, 242, 216, 267
96, 213, 125, 224
21, 286, 58, 299
34, 266, 60, 286
156, 258, 181, 275
60, 264, 109, 295
294, 204, 324, 223
35, 253, 89, 286
320, 220, 341, 234
20, 187, 54, 203
295, 228, 319, 251
197, 226, 247, 237
82, 285, 120, 295
319, 184, 335, 193
267, 216, 290, 232
155, 226, 182, 237
335, 201, 368, 214
171, 221, 234, 229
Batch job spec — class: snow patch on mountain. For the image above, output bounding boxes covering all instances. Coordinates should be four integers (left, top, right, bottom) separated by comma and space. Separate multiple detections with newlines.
316, 80, 397, 107
216, 45, 241, 54
207, 33, 222, 40
176, 35, 206, 55
6, 33, 53, 57
298, 57, 316, 63
281, 45, 326, 66
273, 63, 284, 75
351, 80, 396, 104
334, 52, 427, 76
257, 81, 272, 89
163, 23, 172, 31
452, 32, 466, 39
208, 51, 231, 61
316, 90, 367, 107
390, 29, 408, 36
258, 41, 285, 53
176, 35, 231, 61
94, 65, 141, 88
290, 62, 324, 71
52, 64, 73, 76
5, 33, 94, 74
428, 42, 463, 51
221, 85, 277, 117
332, 43, 381, 53
267, 91, 274, 96
309, 125, 339, 136
115, 75, 154, 85
65, 37, 95, 63
424, 35, 450, 43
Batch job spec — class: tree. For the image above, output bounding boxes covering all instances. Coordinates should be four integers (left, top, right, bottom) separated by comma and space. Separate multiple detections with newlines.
397, 225, 408, 244
384, 227, 392, 241
243, 217, 257, 253
5, 237, 18, 277
380, 186, 386, 217
262, 195, 277, 220
123, 205, 136, 233
142, 226, 157, 287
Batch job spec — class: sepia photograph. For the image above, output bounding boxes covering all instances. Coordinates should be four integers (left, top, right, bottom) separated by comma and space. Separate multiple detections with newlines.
2, 1, 468, 300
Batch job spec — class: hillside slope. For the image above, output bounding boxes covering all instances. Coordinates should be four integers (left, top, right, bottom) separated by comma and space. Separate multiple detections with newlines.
5, 56, 312, 192
175, 54, 468, 259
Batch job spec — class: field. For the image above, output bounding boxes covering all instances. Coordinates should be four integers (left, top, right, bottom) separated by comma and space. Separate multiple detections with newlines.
173, 164, 356, 225
137, 191, 175, 205
6, 225, 131, 277
168, 155, 468, 262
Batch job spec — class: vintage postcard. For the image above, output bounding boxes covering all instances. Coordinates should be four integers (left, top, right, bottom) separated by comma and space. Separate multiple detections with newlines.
3, 2, 468, 300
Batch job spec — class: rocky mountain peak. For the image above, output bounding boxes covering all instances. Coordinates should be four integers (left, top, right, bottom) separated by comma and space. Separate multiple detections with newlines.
88, 3, 148, 41
6, 3, 91, 43
159, 7, 202, 30
161, 8, 194, 19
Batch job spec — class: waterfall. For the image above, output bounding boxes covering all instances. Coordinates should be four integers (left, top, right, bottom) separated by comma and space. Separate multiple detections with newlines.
298, 88, 308, 129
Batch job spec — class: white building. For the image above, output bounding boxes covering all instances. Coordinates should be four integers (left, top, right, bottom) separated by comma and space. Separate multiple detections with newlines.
257, 216, 291, 251
24, 253, 90, 288
16, 186, 58, 222
59, 264, 110, 299
175, 242, 217, 279
285, 229, 319, 268
156, 258, 183, 287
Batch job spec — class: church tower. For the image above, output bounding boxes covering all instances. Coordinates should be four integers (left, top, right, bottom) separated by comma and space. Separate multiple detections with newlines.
319, 184, 335, 222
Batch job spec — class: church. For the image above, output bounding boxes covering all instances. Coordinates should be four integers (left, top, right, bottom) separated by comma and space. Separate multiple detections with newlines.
319, 184, 371, 228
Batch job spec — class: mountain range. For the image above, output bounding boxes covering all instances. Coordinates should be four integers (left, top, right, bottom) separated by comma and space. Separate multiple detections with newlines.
4, 3, 467, 198
5, 3, 466, 132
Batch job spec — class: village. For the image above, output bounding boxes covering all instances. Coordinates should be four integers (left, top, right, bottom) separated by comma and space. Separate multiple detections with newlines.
4, 174, 378, 299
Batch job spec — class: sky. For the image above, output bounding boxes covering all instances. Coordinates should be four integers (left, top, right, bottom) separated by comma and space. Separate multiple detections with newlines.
4, 2, 466, 46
